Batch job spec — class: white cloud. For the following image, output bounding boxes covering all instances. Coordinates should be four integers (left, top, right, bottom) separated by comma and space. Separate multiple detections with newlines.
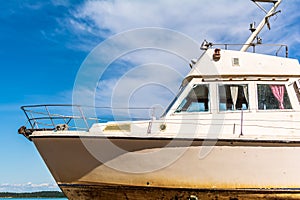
94, 62, 183, 119
64, 0, 300, 58
72, 27, 201, 114
73, 0, 255, 42
0, 182, 60, 192
64, 0, 300, 56
68, 0, 299, 49
69, 0, 300, 119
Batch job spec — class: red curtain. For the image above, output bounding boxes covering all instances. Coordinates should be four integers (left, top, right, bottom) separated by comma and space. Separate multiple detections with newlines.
270, 85, 285, 109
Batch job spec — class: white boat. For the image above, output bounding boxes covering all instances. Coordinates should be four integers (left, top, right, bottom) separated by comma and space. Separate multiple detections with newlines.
19, 0, 300, 199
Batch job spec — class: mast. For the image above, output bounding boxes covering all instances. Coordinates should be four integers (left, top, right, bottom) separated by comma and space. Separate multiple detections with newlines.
240, 0, 282, 52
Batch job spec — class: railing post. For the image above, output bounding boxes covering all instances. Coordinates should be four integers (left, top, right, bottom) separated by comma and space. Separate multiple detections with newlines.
152, 107, 155, 120
77, 105, 89, 130
22, 108, 34, 129
29, 110, 39, 129
147, 107, 155, 134
240, 109, 244, 137
45, 105, 55, 128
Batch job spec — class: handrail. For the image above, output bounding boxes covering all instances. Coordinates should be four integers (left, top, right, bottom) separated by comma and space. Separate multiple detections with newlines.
20, 104, 155, 132
207, 43, 289, 57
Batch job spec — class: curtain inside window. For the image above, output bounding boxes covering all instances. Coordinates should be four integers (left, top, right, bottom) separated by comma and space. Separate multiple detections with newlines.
270, 85, 285, 109
230, 86, 239, 110
243, 85, 248, 104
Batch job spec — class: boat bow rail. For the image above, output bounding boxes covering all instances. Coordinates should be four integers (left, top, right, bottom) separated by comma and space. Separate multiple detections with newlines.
18, 104, 155, 139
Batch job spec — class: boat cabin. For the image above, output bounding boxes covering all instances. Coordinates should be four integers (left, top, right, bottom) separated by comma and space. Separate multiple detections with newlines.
148, 49, 300, 139
165, 49, 300, 114
87, 49, 300, 140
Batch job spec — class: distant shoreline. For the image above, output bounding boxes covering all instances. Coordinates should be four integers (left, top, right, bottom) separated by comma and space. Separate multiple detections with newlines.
0, 191, 65, 198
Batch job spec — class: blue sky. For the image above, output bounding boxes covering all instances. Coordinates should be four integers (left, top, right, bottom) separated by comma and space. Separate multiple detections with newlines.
0, 0, 299, 192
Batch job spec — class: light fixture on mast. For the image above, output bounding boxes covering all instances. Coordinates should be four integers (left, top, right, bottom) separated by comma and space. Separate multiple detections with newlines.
240, 0, 282, 52
249, 22, 256, 33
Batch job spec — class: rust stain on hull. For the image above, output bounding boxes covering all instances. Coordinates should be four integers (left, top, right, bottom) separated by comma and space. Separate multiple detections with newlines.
60, 183, 300, 200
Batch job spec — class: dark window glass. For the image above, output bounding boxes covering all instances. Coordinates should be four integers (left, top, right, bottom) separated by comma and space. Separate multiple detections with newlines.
218, 84, 249, 111
257, 84, 292, 110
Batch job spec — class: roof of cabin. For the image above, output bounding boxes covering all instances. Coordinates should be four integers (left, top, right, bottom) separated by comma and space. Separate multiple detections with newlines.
184, 49, 300, 82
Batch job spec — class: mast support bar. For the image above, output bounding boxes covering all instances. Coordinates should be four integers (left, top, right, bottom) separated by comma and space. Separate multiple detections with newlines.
240, 0, 282, 52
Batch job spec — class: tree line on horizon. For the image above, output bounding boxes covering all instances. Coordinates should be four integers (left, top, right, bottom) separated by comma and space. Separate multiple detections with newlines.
0, 191, 65, 198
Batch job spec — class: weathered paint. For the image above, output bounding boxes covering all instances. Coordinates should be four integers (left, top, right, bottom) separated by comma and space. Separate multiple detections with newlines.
32, 136, 300, 197
60, 183, 300, 200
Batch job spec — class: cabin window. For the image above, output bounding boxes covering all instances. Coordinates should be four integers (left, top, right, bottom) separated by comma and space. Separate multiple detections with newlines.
161, 85, 187, 116
218, 84, 249, 111
257, 84, 292, 110
175, 84, 209, 112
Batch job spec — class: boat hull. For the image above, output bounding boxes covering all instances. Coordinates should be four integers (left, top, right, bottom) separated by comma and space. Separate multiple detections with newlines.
59, 183, 300, 200
31, 135, 300, 199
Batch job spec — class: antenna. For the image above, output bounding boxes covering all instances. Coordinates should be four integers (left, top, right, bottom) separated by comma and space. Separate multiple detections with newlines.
240, 0, 282, 52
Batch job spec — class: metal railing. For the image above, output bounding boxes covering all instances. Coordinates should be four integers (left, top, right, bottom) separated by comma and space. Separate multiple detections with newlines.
21, 104, 156, 131
201, 41, 289, 58
215, 43, 288, 57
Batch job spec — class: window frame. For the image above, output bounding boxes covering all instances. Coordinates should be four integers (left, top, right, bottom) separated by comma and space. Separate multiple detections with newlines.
174, 83, 211, 114
217, 83, 250, 113
256, 83, 293, 111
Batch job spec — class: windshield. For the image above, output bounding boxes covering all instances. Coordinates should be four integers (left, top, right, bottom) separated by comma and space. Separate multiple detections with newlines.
161, 85, 187, 117
175, 84, 209, 112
